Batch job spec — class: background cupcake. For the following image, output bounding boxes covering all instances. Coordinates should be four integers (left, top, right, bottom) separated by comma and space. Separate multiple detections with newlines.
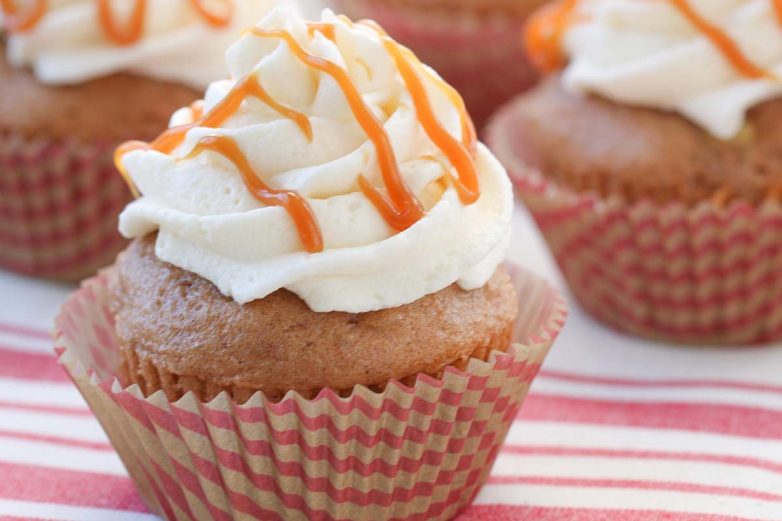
489, 0, 782, 344
331, 0, 548, 128
57, 8, 566, 518
0, 0, 279, 280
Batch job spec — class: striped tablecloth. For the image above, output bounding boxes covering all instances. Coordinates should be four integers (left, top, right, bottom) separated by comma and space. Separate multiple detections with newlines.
1, 206, 781, 521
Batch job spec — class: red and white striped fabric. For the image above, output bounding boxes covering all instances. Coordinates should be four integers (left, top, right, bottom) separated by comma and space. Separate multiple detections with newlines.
1, 207, 781, 521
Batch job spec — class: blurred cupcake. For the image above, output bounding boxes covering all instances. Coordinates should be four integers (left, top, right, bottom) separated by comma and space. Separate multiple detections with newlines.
489, 0, 782, 344
56, 8, 566, 519
332, 0, 549, 128
0, 0, 279, 280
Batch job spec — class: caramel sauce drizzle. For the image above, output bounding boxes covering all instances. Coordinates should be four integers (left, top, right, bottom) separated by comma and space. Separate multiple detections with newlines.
524, 0, 580, 73
525, 0, 779, 80
247, 26, 425, 232
2, 0, 233, 44
116, 21, 480, 253
384, 39, 479, 204
774, 0, 782, 26
667, 0, 772, 79
1, 0, 46, 31
186, 135, 323, 253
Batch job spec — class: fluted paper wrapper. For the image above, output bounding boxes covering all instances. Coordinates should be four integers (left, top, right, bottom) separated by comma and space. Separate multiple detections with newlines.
54, 265, 566, 520
489, 106, 782, 345
0, 131, 130, 281
333, 0, 541, 128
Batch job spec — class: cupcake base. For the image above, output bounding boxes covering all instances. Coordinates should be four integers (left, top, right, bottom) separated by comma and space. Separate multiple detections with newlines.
55, 265, 565, 520
0, 131, 130, 281
489, 102, 782, 345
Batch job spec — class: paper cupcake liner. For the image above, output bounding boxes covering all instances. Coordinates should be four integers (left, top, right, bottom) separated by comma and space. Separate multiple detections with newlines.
489, 103, 782, 345
54, 265, 566, 520
0, 131, 130, 281
333, 0, 541, 129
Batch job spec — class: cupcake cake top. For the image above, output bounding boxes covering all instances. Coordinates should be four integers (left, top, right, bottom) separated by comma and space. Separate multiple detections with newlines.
526, 0, 782, 139
116, 7, 513, 313
0, 0, 280, 87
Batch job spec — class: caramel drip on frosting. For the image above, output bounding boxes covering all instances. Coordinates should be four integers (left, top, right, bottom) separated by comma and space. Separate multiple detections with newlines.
525, 0, 779, 80
117, 22, 481, 253
1, 0, 46, 31
667, 0, 772, 79
384, 39, 478, 204
97, 0, 146, 46
774, 0, 782, 26
524, 0, 579, 73
247, 26, 426, 231
186, 135, 323, 253
1, 0, 233, 43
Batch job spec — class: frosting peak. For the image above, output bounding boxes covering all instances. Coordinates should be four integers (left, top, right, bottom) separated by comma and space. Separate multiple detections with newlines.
1, 0, 282, 87
527, 0, 782, 139
117, 8, 513, 312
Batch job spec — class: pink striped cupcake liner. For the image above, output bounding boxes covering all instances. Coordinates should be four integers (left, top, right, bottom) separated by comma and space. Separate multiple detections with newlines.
489, 101, 782, 345
54, 265, 566, 521
333, 0, 541, 129
0, 131, 130, 281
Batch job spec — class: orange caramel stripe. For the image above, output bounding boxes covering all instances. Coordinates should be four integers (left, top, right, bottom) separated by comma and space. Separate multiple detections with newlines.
97, 0, 146, 46
524, 0, 579, 73
384, 39, 479, 204
1, 0, 46, 32
774, 0, 782, 26
2, 0, 234, 41
667, 0, 772, 79
189, 0, 232, 28
187, 136, 323, 253
247, 26, 425, 231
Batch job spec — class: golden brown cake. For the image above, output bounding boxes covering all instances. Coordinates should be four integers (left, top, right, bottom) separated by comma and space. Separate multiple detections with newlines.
503, 77, 782, 206
0, 44, 200, 142
110, 235, 518, 403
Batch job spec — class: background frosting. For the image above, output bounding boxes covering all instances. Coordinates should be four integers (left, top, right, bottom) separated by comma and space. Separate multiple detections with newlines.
118, 8, 513, 312
561, 0, 782, 139
2, 0, 282, 87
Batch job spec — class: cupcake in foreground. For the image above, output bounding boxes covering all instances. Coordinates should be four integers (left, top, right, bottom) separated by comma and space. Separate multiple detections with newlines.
489, 0, 782, 345
332, 0, 549, 128
0, 0, 278, 280
55, 7, 566, 520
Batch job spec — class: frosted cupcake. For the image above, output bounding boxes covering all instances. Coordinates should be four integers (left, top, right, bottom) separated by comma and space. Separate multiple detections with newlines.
56, 8, 566, 519
489, 0, 782, 344
0, 0, 278, 280
332, 0, 549, 128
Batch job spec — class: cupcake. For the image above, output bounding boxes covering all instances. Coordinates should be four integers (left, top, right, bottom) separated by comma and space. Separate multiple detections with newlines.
331, 0, 549, 128
0, 0, 279, 280
56, 7, 566, 519
489, 0, 782, 344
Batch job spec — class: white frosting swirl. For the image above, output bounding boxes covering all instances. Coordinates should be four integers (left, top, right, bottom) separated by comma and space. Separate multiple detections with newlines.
561, 0, 782, 139
2, 0, 283, 87
118, 8, 513, 312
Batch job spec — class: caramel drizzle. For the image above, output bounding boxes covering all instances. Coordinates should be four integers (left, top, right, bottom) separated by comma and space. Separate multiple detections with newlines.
1, 0, 233, 44
117, 22, 480, 253
186, 136, 323, 253
525, 0, 780, 80
1, 0, 46, 31
247, 26, 425, 232
774, 0, 782, 26
667, 0, 772, 79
